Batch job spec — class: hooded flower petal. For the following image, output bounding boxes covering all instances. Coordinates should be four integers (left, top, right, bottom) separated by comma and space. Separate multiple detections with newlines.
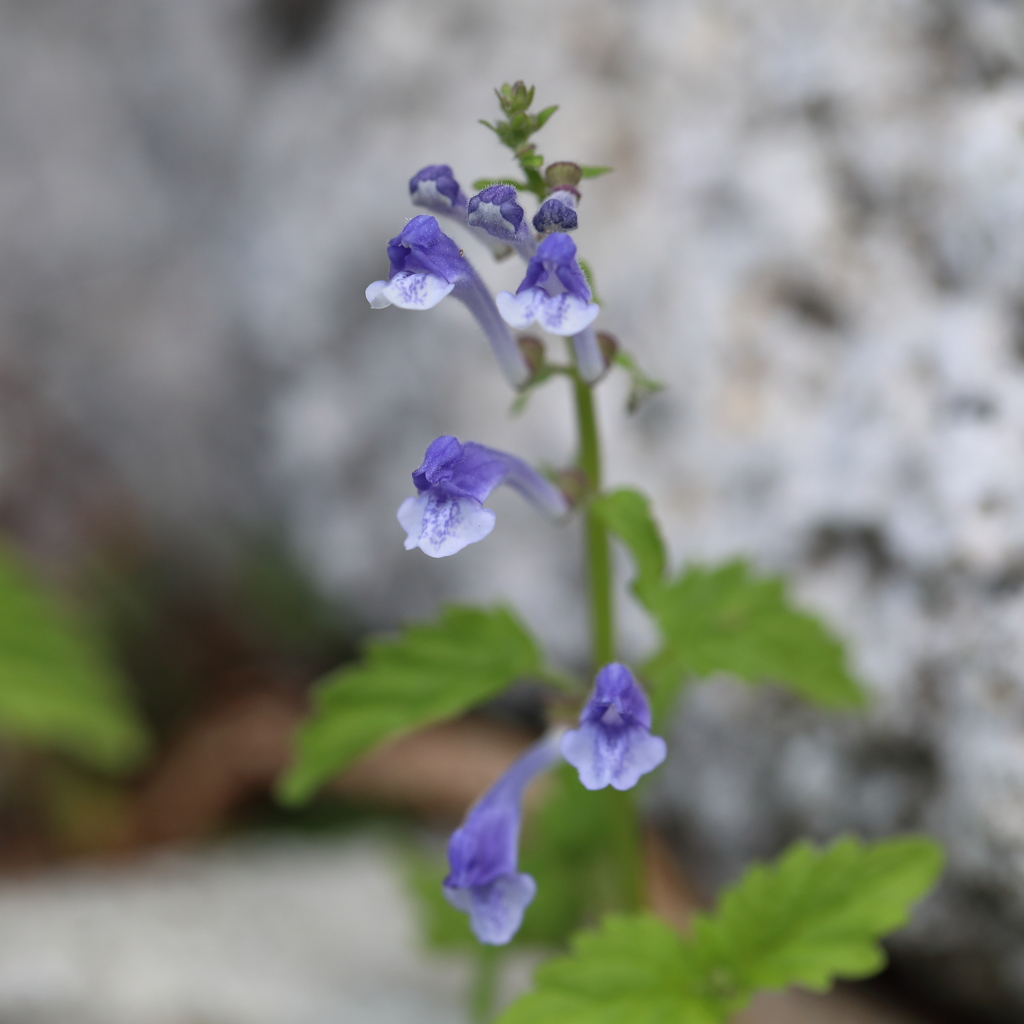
533, 188, 579, 234
467, 184, 536, 259
561, 663, 667, 791
409, 164, 468, 215
443, 733, 562, 945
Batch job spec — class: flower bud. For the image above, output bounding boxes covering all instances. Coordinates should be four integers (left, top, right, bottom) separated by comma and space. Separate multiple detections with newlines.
544, 162, 583, 189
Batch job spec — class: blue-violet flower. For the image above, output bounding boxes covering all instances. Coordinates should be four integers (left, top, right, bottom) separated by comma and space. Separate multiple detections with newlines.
495, 233, 605, 383
365, 215, 530, 388
467, 184, 536, 260
409, 164, 468, 216
398, 435, 569, 558
533, 187, 579, 234
410, 165, 512, 259
561, 663, 667, 791
444, 732, 562, 945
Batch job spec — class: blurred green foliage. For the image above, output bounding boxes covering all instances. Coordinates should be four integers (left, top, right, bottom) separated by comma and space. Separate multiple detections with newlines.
0, 543, 147, 772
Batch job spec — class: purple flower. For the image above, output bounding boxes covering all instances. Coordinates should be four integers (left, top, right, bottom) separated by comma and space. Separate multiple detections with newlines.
409, 165, 512, 259
398, 435, 569, 558
444, 733, 562, 945
409, 164, 468, 216
365, 215, 530, 388
533, 187, 579, 234
495, 233, 604, 383
467, 184, 536, 259
560, 663, 667, 791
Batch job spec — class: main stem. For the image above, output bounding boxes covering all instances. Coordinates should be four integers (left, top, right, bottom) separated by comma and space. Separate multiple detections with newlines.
573, 373, 614, 668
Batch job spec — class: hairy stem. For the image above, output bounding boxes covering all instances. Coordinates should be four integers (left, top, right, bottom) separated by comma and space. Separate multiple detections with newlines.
572, 371, 614, 669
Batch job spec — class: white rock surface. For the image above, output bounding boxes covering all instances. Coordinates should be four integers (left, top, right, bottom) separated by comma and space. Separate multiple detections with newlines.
0, 837, 496, 1024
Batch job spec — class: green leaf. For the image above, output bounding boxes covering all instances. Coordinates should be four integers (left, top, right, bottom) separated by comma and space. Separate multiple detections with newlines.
0, 544, 147, 771
496, 914, 720, 1024
580, 165, 614, 179
576, 259, 602, 306
690, 835, 945, 998
517, 765, 642, 946
591, 489, 666, 606
643, 560, 864, 720
613, 350, 666, 413
498, 835, 943, 1024
535, 104, 559, 129
276, 605, 543, 805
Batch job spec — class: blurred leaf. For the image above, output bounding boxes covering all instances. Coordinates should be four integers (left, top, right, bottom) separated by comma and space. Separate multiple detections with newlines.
276, 605, 543, 805
689, 835, 945, 997
498, 835, 942, 1024
405, 846, 476, 950
613, 350, 666, 413
517, 765, 641, 947
591, 489, 666, 606
580, 165, 614, 179
0, 544, 147, 771
642, 560, 864, 720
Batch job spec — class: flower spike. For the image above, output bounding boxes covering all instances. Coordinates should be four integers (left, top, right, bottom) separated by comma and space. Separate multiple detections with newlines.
561, 663, 667, 791
444, 733, 563, 944
398, 435, 569, 558
365, 215, 531, 388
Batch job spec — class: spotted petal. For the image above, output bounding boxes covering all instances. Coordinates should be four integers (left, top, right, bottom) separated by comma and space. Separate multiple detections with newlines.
397, 491, 496, 558
495, 288, 543, 329
366, 270, 455, 311
561, 719, 667, 791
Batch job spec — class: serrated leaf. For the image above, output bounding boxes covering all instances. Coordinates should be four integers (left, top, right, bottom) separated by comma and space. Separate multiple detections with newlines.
276, 605, 543, 805
643, 560, 864, 720
690, 836, 944, 999
580, 165, 614, 178
497, 915, 720, 1024
591, 489, 666, 606
0, 544, 148, 771
498, 836, 942, 1024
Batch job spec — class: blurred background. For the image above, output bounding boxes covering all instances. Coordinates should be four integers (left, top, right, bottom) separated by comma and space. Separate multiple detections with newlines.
1, 0, 1024, 1020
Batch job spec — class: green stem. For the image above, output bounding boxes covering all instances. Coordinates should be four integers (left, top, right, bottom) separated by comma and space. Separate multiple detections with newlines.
469, 945, 501, 1024
572, 372, 614, 668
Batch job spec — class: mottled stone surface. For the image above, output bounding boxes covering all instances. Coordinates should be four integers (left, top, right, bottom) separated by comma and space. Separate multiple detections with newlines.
4, 0, 1024, 1015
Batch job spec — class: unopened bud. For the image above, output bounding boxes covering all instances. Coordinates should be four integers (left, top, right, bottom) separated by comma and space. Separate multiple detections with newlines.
517, 334, 546, 379
533, 187, 578, 234
553, 467, 589, 507
544, 162, 583, 189
597, 331, 619, 368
